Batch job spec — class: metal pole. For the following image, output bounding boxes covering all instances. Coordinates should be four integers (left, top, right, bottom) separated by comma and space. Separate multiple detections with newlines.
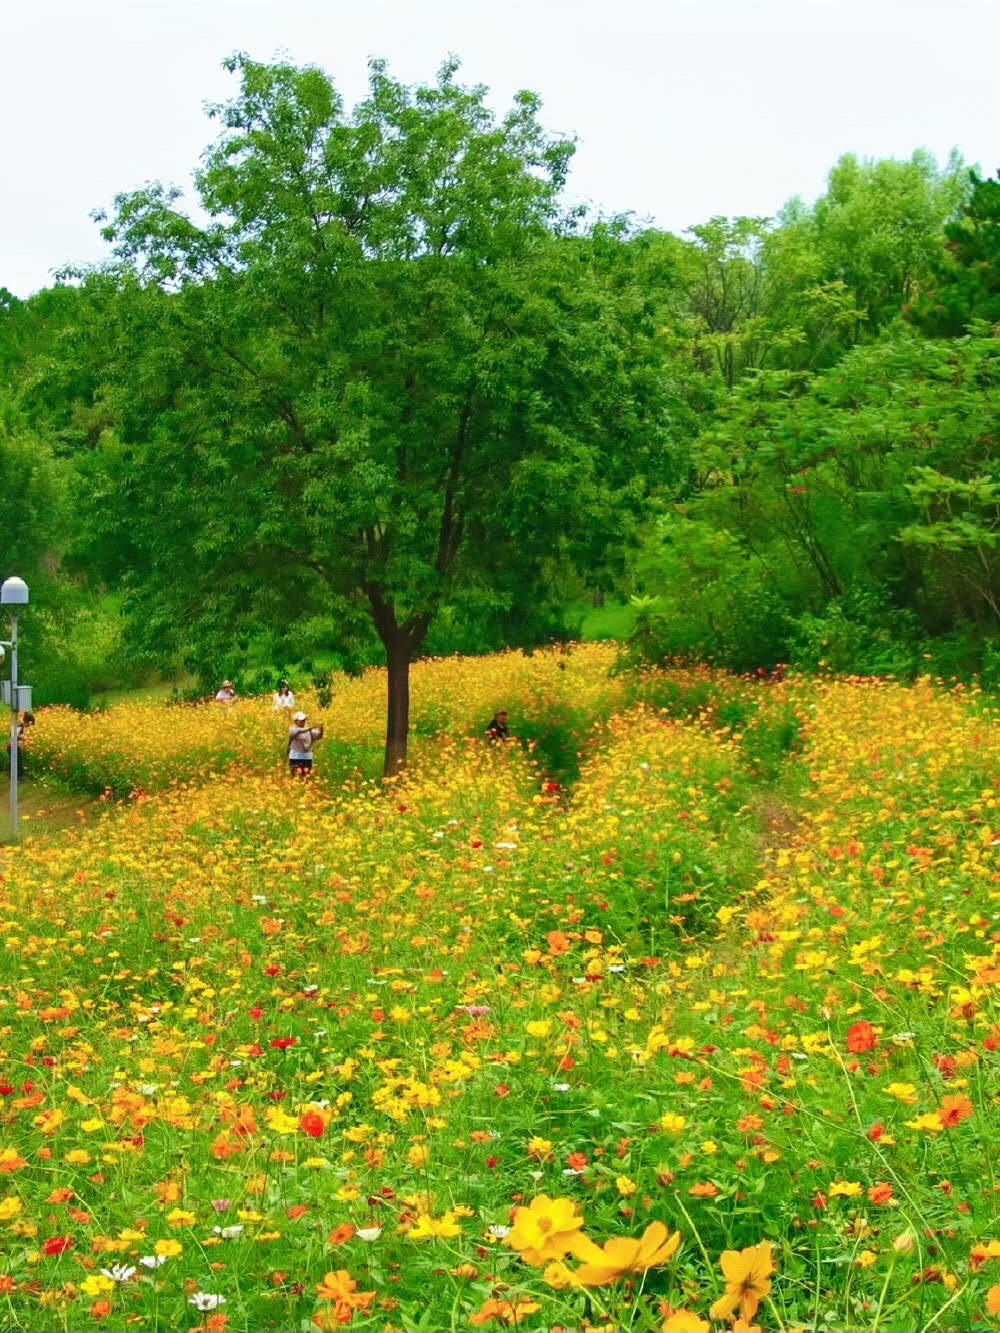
9, 614, 17, 840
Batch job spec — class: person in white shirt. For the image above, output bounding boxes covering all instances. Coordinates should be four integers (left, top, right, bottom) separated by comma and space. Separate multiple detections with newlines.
272, 681, 295, 712
288, 710, 324, 776
215, 680, 236, 704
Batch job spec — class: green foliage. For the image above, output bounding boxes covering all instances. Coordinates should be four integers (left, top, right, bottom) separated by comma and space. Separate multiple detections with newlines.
626, 514, 793, 670
909, 170, 1000, 336
629, 324, 1000, 677
73, 55, 683, 773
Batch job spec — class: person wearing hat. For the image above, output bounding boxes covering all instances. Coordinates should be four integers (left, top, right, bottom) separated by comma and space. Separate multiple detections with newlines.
288, 710, 324, 776
272, 680, 295, 712
215, 680, 237, 704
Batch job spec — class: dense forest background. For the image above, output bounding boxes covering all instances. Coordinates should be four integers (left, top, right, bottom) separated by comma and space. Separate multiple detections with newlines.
1, 55, 998, 716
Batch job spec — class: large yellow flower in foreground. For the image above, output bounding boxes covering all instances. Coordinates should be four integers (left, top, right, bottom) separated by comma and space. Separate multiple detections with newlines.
567, 1221, 682, 1287
506, 1195, 585, 1266
709, 1241, 776, 1324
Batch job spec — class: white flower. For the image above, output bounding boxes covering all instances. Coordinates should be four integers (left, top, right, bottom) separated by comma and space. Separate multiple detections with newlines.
552, 1082, 571, 1093
100, 1264, 136, 1283
213, 1225, 244, 1240
608, 964, 626, 974
251, 894, 268, 905
189, 1293, 227, 1312
356, 1226, 382, 1241
139, 1255, 167, 1269
496, 841, 517, 850
139, 1083, 159, 1095
562, 1168, 584, 1176
487, 1224, 511, 1239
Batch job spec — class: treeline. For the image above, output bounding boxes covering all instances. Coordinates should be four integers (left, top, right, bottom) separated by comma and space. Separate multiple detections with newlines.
0, 55, 997, 761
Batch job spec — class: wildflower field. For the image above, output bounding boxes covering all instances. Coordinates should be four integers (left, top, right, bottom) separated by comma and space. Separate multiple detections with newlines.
1, 646, 998, 1332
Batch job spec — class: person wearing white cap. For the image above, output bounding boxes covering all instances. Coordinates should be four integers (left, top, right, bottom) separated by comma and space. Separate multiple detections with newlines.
288, 710, 324, 776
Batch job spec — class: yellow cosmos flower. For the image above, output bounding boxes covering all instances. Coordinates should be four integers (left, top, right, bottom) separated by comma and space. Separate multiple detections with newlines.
659, 1112, 687, 1134
709, 1240, 776, 1324
884, 1082, 918, 1103
906, 1112, 945, 1134
828, 1180, 863, 1198
569, 1221, 682, 1287
506, 1195, 585, 1266
661, 1311, 710, 1332
80, 1275, 116, 1298
409, 1211, 462, 1240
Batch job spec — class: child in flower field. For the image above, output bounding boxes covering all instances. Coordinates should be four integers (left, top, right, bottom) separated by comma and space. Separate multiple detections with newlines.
485, 709, 510, 742
288, 710, 324, 776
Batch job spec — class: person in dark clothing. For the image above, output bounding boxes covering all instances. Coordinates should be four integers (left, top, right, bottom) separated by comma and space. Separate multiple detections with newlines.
6, 711, 35, 779
485, 710, 510, 743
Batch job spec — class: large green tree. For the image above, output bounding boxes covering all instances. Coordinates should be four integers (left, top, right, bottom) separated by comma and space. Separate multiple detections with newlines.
90, 55, 680, 772
908, 170, 1000, 337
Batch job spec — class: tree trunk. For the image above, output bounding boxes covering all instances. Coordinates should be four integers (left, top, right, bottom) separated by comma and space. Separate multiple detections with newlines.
383, 629, 410, 779
367, 583, 432, 780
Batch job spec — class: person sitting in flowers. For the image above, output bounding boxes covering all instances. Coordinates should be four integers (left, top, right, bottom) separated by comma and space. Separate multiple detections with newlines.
288, 710, 324, 777
485, 709, 511, 743
214, 680, 237, 705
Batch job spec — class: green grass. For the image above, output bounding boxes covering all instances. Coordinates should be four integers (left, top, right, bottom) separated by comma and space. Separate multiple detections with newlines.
579, 600, 635, 641
0, 773, 97, 842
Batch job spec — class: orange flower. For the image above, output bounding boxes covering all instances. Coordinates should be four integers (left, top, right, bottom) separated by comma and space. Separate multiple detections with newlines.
315, 1269, 375, 1312
506, 1195, 585, 1266
938, 1094, 973, 1128
469, 1296, 542, 1326
327, 1223, 356, 1246
709, 1241, 776, 1324
566, 1221, 682, 1287
868, 1183, 895, 1206
987, 1285, 1000, 1317
300, 1111, 327, 1139
661, 1311, 710, 1332
846, 1021, 878, 1053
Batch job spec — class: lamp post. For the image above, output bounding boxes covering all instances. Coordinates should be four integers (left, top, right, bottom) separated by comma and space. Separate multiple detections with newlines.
0, 578, 29, 840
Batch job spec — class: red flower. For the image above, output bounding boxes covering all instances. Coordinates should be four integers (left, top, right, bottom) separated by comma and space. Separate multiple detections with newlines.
299, 1111, 326, 1139
846, 1021, 878, 1054
270, 1037, 298, 1050
42, 1235, 74, 1256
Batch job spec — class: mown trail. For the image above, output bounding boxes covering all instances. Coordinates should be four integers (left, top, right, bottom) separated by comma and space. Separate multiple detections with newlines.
0, 656, 995, 1332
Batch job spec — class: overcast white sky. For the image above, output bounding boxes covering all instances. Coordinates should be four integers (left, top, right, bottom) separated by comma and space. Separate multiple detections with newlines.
2, 0, 998, 296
